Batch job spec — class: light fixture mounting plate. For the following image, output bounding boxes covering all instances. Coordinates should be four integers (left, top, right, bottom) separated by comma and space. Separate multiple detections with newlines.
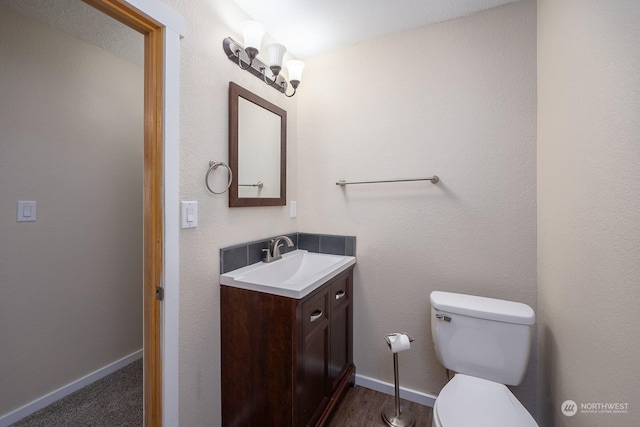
223, 37, 287, 93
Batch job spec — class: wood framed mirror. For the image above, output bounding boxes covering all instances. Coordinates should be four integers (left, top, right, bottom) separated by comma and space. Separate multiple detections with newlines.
229, 82, 286, 207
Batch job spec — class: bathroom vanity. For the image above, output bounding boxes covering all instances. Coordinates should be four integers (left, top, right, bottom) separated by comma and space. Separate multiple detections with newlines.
220, 257, 355, 427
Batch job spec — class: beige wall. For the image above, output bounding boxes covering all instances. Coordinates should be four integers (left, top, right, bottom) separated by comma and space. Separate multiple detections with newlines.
537, 0, 640, 425
0, 6, 143, 415
11, 0, 640, 424
297, 0, 538, 414
157, 1, 300, 425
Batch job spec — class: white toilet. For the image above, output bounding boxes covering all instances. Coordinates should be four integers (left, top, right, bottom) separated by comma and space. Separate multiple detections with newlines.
430, 291, 538, 427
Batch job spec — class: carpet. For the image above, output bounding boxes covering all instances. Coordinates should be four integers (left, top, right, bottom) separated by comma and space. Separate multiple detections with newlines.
11, 358, 143, 426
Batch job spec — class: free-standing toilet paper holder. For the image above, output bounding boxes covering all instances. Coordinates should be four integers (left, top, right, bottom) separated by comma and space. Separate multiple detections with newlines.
382, 333, 416, 427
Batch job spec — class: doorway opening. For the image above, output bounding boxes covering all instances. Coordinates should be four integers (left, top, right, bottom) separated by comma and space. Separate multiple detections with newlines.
82, 1, 165, 424
0, 0, 182, 424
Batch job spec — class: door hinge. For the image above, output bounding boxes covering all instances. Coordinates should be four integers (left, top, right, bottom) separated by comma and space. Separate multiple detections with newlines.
156, 286, 165, 301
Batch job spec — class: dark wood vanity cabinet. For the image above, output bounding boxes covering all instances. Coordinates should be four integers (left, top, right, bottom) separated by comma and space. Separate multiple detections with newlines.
221, 267, 355, 427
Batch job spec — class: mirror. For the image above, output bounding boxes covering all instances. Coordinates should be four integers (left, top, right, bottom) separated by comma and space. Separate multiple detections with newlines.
229, 82, 286, 207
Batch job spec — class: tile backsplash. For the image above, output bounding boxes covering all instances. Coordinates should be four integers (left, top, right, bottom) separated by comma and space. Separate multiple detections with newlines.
220, 233, 356, 274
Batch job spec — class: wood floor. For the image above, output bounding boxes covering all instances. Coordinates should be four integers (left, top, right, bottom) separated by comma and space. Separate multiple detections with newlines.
328, 386, 433, 427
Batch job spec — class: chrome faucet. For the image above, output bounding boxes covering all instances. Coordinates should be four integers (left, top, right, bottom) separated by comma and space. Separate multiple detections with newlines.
263, 235, 294, 263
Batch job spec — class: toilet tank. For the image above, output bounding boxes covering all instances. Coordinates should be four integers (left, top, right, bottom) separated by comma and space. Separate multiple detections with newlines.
430, 291, 535, 386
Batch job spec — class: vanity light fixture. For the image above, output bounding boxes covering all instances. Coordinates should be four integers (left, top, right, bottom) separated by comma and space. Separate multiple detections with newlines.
237, 20, 265, 70
264, 43, 286, 86
223, 21, 304, 97
283, 59, 305, 98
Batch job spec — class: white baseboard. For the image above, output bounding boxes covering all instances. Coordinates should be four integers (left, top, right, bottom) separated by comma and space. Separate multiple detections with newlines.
0, 349, 143, 427
355, 374, 437, 408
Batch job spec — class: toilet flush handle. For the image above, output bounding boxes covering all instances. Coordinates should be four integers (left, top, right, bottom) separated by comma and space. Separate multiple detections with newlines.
435, 313, 451, 322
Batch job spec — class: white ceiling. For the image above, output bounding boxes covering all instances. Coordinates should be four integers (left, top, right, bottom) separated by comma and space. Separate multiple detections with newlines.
231, 0, 523, 58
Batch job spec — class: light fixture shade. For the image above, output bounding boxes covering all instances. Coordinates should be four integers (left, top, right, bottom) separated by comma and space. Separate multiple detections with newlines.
266, 43, 287, 68
286, 60, 305, 82
241, 21, 265, 51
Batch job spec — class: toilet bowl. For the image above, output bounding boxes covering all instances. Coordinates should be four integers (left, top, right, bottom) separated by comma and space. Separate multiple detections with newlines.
430, 291, 538, 427
432, 374, 537, 427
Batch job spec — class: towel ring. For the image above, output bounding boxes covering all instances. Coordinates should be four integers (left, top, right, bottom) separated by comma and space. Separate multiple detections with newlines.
205, 160, 233, 194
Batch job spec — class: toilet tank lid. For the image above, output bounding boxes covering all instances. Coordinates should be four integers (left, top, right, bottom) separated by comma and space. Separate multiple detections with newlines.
430, 291, 535, 325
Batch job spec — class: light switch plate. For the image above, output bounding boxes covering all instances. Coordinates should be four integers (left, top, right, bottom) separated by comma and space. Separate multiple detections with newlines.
17, 201, 37, 222
290, 201, 297, 218
181, 201, 198, 228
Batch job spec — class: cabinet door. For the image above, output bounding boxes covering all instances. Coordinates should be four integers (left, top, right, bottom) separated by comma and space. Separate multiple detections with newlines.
299, 287, 330, 427
329, 271, 352, 391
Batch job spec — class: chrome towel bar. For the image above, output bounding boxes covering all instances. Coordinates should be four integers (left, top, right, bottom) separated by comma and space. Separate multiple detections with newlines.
239, 181, 263, 188
336, 176, 439, 186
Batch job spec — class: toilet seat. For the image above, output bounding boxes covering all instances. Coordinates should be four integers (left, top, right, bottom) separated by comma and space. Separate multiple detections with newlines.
433, 374, 538, 427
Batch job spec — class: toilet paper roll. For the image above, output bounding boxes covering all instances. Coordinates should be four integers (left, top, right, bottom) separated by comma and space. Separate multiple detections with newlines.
388, 333, 411, 353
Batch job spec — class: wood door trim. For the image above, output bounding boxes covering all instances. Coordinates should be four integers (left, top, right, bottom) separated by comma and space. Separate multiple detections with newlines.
82, 1, 164, 425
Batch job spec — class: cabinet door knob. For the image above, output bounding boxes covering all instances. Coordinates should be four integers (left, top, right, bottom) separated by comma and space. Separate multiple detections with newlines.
335, 290, 346, 300
310, 309, 323, 322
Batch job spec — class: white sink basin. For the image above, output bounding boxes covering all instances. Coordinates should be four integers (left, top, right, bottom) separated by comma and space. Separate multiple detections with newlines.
220, 250, 356, 298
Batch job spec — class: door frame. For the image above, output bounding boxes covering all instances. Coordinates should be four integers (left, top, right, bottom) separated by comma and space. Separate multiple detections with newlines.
82, 1, 183, 425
